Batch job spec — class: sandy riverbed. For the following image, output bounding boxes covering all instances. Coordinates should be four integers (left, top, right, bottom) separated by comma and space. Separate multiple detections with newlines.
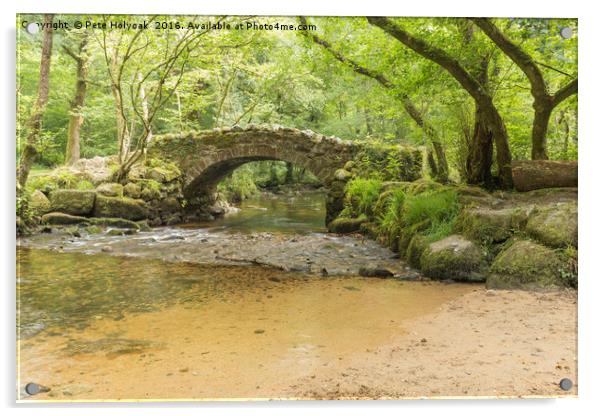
19, 282, 576, 400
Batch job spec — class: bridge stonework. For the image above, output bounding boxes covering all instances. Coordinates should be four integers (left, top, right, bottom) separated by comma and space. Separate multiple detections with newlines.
149, 125, 421, 224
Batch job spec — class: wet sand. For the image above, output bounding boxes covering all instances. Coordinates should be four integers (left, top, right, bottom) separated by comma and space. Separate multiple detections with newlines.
18, 283, 576, 400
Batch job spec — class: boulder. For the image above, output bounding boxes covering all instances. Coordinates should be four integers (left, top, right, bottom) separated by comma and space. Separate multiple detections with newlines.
123, 182, 142, 199
159, 197, 182, 216
405, 234, 428, 268
49, 190, 96, 216
96, 182, 124, 197
327, 216, 368, 233
93, 195, 149, 221
147, 166, 179, 183
41, 212, 90, 225
455, 206, 531, 244
487, 239, 570, 290
420, 235, 487, 282
334, 168, 352, 181
30, 190, 51, 216
526, 202, 577, 248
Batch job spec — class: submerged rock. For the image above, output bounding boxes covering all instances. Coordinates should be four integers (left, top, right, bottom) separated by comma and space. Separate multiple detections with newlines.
358, 266, 394, 278
420, 235, 487, 282
89, 217, 140, 230
487, 239, 570, 290
49, 189, 96, 216
93, 195, 149, 221
525, 202, 577, 248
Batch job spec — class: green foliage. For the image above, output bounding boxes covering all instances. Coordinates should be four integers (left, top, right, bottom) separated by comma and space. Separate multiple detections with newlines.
401, 189, 459, 241
341, 178, 383, 218
378, 187, 406, 239
26, 169, 84, 194
218, 165, 259, 203
354, 142, 422, 181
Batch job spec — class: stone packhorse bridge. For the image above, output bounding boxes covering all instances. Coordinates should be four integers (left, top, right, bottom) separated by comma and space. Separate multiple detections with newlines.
149, 124, 422, 224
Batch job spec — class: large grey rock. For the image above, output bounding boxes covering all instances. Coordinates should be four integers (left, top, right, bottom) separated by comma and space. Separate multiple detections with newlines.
420, 234, 487, 282
93, 195, 149, 221
526, 202, 577, 248
49, 190, 96, 216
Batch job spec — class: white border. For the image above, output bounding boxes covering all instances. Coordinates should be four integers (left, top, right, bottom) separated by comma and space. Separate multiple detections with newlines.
2, 1, 600, 415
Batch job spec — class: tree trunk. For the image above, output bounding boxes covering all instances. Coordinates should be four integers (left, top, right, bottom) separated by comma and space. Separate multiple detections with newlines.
64, 34, 89, 165
17, 14, 54, 188
512, 160, 577, 191
138, 72, 153, 153
111, 50, 130, 163
466, 104, 494, 185
531, 102, 553, 160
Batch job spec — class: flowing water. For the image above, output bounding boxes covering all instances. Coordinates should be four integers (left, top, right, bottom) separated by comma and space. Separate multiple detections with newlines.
17, 191, 476, 400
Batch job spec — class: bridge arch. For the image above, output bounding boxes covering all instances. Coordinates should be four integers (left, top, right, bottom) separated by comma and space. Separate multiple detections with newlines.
149, 125, 359, 224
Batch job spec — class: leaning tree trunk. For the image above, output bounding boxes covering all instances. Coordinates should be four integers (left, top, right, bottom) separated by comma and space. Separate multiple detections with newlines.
17, 14, 54, 188
512, 160, 577, 192
64, 34, 89, 165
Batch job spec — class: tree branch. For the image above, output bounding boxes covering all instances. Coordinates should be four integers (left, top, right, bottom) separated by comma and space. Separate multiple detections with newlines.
552, 78, 578, 108
470, 17, 549, 100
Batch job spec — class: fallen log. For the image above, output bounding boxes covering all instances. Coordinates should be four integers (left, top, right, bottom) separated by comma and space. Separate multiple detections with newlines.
512, 160, 577, 192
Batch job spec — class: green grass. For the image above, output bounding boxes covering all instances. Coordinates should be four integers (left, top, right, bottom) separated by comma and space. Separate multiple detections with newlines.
378, 187, 406, 239
402, 189, 459, 242
343, 178, 383, 217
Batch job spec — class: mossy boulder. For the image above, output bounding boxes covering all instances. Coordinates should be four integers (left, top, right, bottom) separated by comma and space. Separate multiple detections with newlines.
49, 190, 96, 216
158, 197, 182, 216
487, 239, 568, 290
30, 190, 51, 216
147, 166, 179, 183
420, 235, 487, 282
454, 206, 531, 245
359, 222, 379, 239
334, 168, 353, 181
397, 219, 431, 255
405, 234, 428, 268
123, 182, 142, 199
96, 182, 124, 197
328, 216, 368, 233
525, 202, 577, 248
41, 212, 90, 225
93, 195, 149, 221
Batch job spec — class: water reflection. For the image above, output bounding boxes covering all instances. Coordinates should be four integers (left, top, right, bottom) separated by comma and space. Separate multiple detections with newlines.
192, 192, 326, 234
17, 247, 310, 338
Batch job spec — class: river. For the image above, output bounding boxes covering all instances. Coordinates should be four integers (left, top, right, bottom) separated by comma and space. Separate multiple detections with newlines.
17, 191, 480, 400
